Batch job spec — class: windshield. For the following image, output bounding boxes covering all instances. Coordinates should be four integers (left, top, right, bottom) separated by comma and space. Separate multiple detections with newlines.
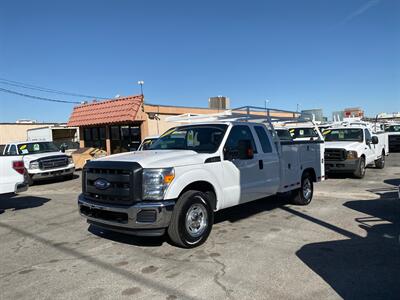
139, 138, 158, 150
289, 127, 319, 139
323, 128, 363, 142
385, 125, 400, 132
149, 124, 227, 153
17, 142, 60, 155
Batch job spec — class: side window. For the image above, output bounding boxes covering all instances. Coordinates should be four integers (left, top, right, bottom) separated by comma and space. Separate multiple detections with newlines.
224, 125, 257, 154
364, 129, 372, 142
9, 145, 17, 155
254, 126, 273, 153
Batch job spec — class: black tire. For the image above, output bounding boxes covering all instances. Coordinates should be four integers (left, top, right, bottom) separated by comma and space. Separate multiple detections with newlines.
375, 151, 385, 169
353, 156, 366, 179
168, 190, 214, 248
27, 174, 34, 186
291, 172, 314, 205
65, 173, 74, 180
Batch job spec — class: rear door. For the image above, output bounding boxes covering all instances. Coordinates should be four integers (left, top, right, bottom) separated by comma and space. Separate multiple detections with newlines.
220, 125, 264, 208
364, 129, 375, 164
253, 125, 280, 195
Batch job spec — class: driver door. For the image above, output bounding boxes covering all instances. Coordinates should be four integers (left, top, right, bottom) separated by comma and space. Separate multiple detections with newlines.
220, 125, 264, 209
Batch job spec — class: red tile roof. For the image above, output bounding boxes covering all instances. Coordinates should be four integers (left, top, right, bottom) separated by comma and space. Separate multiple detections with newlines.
67, 95, 143, 127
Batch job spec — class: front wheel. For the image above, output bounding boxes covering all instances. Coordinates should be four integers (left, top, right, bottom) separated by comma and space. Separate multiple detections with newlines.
291, 173, 314, 205
168, 190, 214, 248
353, 157, 366, 178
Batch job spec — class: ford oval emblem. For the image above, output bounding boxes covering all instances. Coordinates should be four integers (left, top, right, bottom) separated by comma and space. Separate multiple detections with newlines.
94, 178, 111, 190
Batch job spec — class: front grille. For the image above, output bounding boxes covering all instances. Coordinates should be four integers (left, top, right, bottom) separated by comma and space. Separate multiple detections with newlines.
82, 160, 142, 206
325, 148, 347, 161
39, 156, 69, 170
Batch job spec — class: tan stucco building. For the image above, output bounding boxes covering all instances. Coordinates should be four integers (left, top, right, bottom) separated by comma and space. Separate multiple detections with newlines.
0, 123, 58, 144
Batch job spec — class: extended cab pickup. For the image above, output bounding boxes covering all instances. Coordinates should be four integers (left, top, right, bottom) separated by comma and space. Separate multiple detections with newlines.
78, 121, 324, 248
0, 156, 28, 195
2, 141, 75, 185
323, 124, 387, 178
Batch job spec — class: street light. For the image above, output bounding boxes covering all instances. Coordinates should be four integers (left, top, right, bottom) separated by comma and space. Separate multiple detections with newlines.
137, 80, 144, 96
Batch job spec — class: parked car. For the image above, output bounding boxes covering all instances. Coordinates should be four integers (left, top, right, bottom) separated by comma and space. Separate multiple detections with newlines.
0, 156, 28, 195
2, 141, 75, 185
78, 120, 324, 248
323, 123, 387, 178
137, 135, 159, 151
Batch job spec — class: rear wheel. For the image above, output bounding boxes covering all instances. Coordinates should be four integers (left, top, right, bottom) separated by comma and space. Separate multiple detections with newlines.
375, 151, 385, 169
168, 190, 214, 248
353, 157, 366, 178
291, 173, 314, 205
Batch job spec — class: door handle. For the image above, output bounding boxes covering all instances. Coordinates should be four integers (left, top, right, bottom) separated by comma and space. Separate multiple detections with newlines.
259, 160, 264, 170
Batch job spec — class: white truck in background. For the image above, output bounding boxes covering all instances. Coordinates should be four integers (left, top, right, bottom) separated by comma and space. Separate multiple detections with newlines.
78, 109, 325, 248
0, 155, 28, 195
27, 125, 79, 154
2, 141, 75, 185
385, 123, 400, 152
323, 122, 388, 178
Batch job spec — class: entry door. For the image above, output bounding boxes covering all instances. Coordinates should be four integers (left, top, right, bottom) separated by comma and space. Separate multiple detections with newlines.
221, 125, 264, 209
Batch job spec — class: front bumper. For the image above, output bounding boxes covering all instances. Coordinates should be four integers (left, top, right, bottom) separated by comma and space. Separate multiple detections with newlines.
325, 158, 360, 172
30, 167, 75, 180
78, 194, 175, 236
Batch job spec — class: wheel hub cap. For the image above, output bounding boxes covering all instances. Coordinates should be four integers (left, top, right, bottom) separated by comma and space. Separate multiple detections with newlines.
185, 203, 208, 238
303, 179, 312, 199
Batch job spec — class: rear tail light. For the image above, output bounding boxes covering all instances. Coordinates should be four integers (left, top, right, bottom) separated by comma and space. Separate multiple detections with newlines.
12, 161, 25, 175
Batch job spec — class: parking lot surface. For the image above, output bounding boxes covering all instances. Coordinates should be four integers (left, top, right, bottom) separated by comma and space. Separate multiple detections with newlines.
1, 154, 399, 299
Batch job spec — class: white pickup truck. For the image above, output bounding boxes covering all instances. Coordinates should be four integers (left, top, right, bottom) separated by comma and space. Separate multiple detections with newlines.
2, 141, 75, 185
0, 155, 28, 195
78, 119, 324, 248
323, 123, 387, 178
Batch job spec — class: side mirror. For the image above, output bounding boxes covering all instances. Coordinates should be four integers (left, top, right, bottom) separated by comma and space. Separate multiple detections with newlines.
237, 139, 254, 160
371, 136, 379, 144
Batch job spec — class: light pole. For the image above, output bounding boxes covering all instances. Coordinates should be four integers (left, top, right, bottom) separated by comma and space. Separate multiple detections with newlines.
137, 80, 144, 96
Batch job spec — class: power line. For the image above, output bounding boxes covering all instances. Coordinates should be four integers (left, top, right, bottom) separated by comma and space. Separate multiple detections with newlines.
0, 78, 109, 100
0, 87, 81, 104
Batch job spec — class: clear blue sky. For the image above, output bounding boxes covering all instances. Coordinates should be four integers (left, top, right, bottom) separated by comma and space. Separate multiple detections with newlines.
0, 0, 399, 122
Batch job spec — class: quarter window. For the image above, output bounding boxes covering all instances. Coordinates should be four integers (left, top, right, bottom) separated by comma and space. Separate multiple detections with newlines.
254, 126, 272, 153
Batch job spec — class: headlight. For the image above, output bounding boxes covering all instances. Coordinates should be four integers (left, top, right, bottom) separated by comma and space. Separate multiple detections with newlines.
346, 151, 358, 160
68, 157, 74, 164
142, 168, 175, 200
29, 161, 39, 169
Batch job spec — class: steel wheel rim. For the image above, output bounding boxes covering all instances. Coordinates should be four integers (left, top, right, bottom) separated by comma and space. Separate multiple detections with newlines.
303, 178, 312, 200
361, 160, 365, 175
185, 202, 208, 238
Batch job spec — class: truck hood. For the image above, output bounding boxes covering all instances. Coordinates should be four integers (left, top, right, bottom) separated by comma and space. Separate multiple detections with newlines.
94, 150, 210, 168
325, 141, 362, 150
22, 152, 68, 163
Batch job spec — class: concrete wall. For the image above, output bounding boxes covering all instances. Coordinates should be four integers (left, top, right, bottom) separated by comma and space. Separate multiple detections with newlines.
0, 124, 58, 144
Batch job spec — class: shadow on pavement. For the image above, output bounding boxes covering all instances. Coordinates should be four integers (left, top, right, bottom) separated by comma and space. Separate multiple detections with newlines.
32, 174, 80, 186
295, 186, 400, 299
88, 225, 166, 247
214, 195, 288, 224
0, 195, 51, 214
